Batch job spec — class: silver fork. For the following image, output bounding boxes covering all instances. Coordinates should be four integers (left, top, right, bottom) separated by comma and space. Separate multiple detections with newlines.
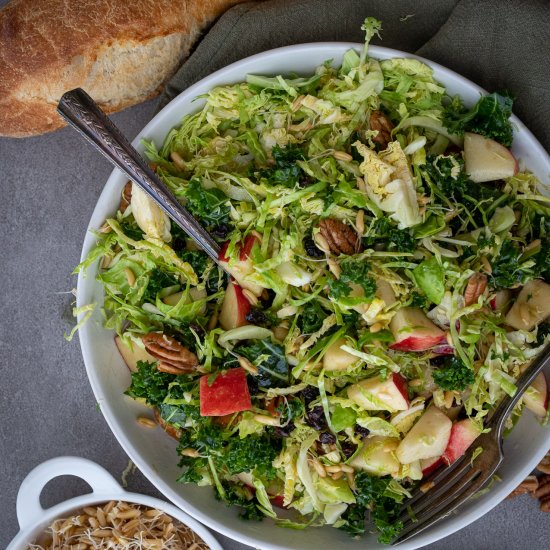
392, 343, 550, 545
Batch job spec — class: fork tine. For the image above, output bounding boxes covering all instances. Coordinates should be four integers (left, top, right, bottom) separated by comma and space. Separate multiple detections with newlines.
396, 451, 475, 520
393, 467, 493, 545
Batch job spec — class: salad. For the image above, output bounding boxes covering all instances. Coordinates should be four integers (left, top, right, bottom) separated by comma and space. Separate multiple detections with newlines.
76, 18, 550, 543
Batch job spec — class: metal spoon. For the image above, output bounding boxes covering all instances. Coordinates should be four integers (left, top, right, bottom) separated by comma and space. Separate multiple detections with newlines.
57, 88, 223, 266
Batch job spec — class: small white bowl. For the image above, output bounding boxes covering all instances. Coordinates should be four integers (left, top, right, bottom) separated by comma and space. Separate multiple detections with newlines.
77, 43, 550, 550
7, 456, 222, 550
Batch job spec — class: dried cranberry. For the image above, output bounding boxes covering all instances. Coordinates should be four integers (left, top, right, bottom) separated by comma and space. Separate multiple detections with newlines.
341, 441, 358, 459
247, 377, 259, 396
301, 385, 320, 405
354, 425, 370, 438
189, 323, 205, 340
306, 405, 327, 431
303, 237, 324, 259
298, 175, 314, 188
319, 432, 336, 444
274, 421, 296, 438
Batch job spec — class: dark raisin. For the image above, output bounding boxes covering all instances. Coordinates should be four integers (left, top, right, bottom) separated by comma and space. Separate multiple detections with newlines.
171, 237, 187, 252
301, 385, 320, 405
274, 421, 296, 438
189, 323, 205, 341
298, 175, 314, 188
211, 224, 229, 240
303, 237, 324, 259
305, 405, 327, 431
319, 432, 336, 444
354, 425, 370, 438
245, 308, 268, 326
341, 441, 358, 459
430, 355, 447, 368
247, 377, 259, 396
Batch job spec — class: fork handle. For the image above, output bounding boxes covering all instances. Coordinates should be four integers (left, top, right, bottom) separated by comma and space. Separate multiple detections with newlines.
487, 343, 550, 438
57, 88, 221, 263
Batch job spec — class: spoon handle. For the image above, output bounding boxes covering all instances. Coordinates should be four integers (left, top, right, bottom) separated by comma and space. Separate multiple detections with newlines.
57, 88, 221, 263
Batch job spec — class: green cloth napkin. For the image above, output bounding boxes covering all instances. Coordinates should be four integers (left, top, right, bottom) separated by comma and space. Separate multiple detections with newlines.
159, 0, 550, 151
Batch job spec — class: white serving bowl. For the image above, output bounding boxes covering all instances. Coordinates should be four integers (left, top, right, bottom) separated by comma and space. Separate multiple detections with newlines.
7, 456, 222, 550
77, 43, 550, 550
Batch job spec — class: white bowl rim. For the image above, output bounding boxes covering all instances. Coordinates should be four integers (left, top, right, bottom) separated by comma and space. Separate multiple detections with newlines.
7, 456, 222, 550
76, 42, 550, 550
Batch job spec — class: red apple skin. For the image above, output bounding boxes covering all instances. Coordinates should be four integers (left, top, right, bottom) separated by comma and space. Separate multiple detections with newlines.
239, 234, 260, 261
442, 418, 481, 465
219, 241, 230, 262
392, 373, 410, 406
390, 334, 447, 352
199, 367, 252, 416
389, 308, 446, 352
432, 344, 455, 355
523, 372, 549, 418
219, 281, 251, 330
421, 456, 444, 477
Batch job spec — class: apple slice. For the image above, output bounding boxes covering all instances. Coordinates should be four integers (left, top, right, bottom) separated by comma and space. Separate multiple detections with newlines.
505, 279, 550, 331
350, 436, 401, 476
490, 289, 513, 313
396, 406, 452, 464
389, 307, 447, 352
442, 418, 481, 465
464, 132, 518, 183
219, 235, 263, 296
323, 338, 358, 371
420, 456, 443, 477
115, 335, 157, 372
219, 281, 251, 331
347, 373, 409, 412
523, 372, 549, 418
199, 367, 252, 416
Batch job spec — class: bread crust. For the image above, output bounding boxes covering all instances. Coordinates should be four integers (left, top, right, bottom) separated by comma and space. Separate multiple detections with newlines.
0, 0, 246, 137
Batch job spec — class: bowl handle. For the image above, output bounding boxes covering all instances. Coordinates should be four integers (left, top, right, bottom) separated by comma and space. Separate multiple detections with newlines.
16, 456, 123, 530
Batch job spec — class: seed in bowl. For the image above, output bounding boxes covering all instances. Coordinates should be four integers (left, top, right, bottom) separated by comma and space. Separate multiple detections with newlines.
27, 500, 210, 549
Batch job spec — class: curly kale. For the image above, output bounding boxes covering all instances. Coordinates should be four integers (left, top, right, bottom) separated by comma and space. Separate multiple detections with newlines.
222, 435, 281, 480
142, 268, 180, 303
363, 217, 416, 252
443, 92, 514, 147
237, 340, 290, 388
218, 483, 265, 521
184, 178, 230, 230
432, 356, 475, 391
298, 300, 326, 334
119, 217, 144, 241
261, 144, 305, 187
339, 473, 403, 543
125, 360, 174, 406
328, 259, 377, 300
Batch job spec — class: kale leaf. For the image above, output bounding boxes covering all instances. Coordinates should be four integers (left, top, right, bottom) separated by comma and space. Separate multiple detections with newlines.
339, 473, 403, 543
328, 259, 377, 300
443, 92, 514, 147
261, 144, 305, 187
237, 340, 290, 388
125, 360, 174, 406
490, 239, 533, 290
298, 300, 327, 334
432, 356, 475, 391
222, 435, 281, 479
183, 178, 230, 230
143, 268, 180, 303
363, 217, 416, 252
119, 217, 144, 241
159, 402, 201, 427
218, 483, 265, 521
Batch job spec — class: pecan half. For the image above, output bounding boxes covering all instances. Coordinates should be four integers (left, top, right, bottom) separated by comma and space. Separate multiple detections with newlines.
141, 332, 198, 374
154, 407, 182, 440
535, 475, 550, 512
464, 273, 488, 306
369, 110, 394, 149
119, 181, 132, 213
507, 475, 538, 499
537, 451, 550, 475
318, 218, 362, 256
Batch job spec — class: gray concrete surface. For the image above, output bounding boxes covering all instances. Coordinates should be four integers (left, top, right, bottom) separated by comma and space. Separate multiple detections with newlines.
0, 97, 549, 550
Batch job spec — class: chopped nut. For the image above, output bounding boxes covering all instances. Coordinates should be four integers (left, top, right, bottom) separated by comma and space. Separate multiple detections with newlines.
119, 181, 133, 213
369, 110, 394, 149
180, 447, 200, 458
325, 465, 342, 473
480, 256, 492, 274
170, 151, 186, 170
318, 218, 362, 256
339, 463, 354, 474
537, 451, 550, 474
309, 458, 327, 478
464, 273, 488, 306
242, 288, 259, 306
356, 210, 365, 236
124, 267, 136, 286
534, 474, 550, 500
331, 471, 343, 480
137, 416, 157, 429
154, 408, 182, 440
327, 258, 342, 279
142, 333, 199, 374
333, 150, 353, 162
313, 232, 331, 255
369, 322, 383, 333
238, 356, 258, 375
356, 176, 366, 193
507, 475, 539, 498
253, 414, 281, 427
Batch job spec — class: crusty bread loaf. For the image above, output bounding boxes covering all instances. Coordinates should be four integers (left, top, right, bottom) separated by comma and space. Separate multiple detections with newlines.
0, 0, 248, 137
